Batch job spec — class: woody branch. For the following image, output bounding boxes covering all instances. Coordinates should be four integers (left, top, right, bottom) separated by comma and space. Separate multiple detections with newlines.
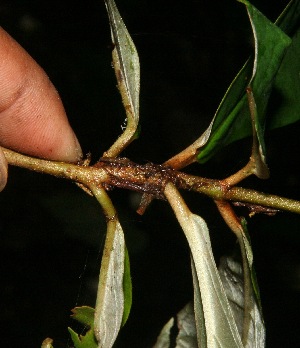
2, 147, 300, 215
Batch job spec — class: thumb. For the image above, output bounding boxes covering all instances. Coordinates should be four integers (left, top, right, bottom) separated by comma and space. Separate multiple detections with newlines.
0, 147, 8, 192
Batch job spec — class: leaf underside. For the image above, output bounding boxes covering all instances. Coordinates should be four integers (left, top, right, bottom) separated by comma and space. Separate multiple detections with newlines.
104, 0, 140, 157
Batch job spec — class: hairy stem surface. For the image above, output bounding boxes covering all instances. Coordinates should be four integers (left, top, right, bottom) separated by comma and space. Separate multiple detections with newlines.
2, 147, 300, 214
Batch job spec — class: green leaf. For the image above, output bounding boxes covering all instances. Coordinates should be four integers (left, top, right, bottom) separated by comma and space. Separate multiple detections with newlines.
68, 307, 97, 348
243, 0, 291, 155
68, 327, 98, 348
104, 0, 140, 157
165, 183, 243, 347
191, 259, 207, 347
197, 0, 291, 163
269, 0, 300, 129
94, 220, 126, 348
275, 0, 300, 34
239, 218, 262, 312
71, 306, 95, 327
121, 246, 132, 326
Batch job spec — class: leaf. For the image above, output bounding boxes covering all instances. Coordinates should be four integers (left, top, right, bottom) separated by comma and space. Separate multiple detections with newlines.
153, 303, 198, 348
68, 307, 98, 348
155, 251, 265, 348
41, 338, 54, 348
165, 1, 299, 170
191, 259, 207, 347
229, 214, 264, 346
71, 306, 95, 327
215, 200, 265, 345
104, 0, 140, 157
275, 0, 300, 34
175, 302, 198, 348
269, 0, 300, 129
94, 220, 126, 348
68, 327, 98, 348
244, 0, 291, 155
121, 246, 132, 326
218, 255, 265, 348
153, 318, 174, 348
165, 183, 243, 347
88, 184, 132, 347
239, 218, 262, 314
165, 185, 265, 347
197, 0, 291, 163
245, 88, 269, 179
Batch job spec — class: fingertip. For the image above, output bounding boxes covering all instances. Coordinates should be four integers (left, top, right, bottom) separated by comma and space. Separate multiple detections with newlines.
59, 132, 83, 163
0, 28, 83, 164
0, 148, 8, 192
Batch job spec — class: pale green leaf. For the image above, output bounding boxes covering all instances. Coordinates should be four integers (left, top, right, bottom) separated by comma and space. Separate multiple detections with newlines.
88, 184, 131, 347
227, 217, 264, 346
153, 303, 198, 348
104, 0, 140, 157
153, 318, 174, 348
94, 220, 125, 348
175, 302, 198, 348
165, 183, 243, 347
218, 255, 265, 348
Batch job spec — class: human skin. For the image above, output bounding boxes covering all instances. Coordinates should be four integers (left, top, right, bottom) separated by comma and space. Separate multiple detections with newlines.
0, 27, 82, 190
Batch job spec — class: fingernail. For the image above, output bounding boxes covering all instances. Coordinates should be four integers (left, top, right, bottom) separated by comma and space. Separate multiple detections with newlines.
62, 133, 83, 163
69, 134, 83, 162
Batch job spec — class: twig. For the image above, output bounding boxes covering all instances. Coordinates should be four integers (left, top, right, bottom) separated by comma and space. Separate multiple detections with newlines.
2, 146, 300, 215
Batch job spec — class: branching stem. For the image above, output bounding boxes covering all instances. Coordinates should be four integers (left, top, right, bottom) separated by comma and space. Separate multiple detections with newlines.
2, 146, 300, 215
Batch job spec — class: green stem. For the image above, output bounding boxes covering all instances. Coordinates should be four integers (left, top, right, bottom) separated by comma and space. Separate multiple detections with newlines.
178, 172, 300, 214
89, 183, 117, 220
2, 147, 108, 187
2, 146, 300, 215
224, 186, 300, 214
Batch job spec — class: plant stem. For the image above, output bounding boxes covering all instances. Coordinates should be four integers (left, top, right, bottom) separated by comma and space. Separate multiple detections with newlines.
178, 172, 300, 214
89, 183, 117, 220
223, 186, 300, 214
2, 147, 300, 215
2, 147, 108, 187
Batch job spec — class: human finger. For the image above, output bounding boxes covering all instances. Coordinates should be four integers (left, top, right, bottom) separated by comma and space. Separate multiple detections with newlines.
0, 27, 82, 162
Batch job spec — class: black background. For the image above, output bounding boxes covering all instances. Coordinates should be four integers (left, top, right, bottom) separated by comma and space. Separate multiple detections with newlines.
0, 0, 299, 347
